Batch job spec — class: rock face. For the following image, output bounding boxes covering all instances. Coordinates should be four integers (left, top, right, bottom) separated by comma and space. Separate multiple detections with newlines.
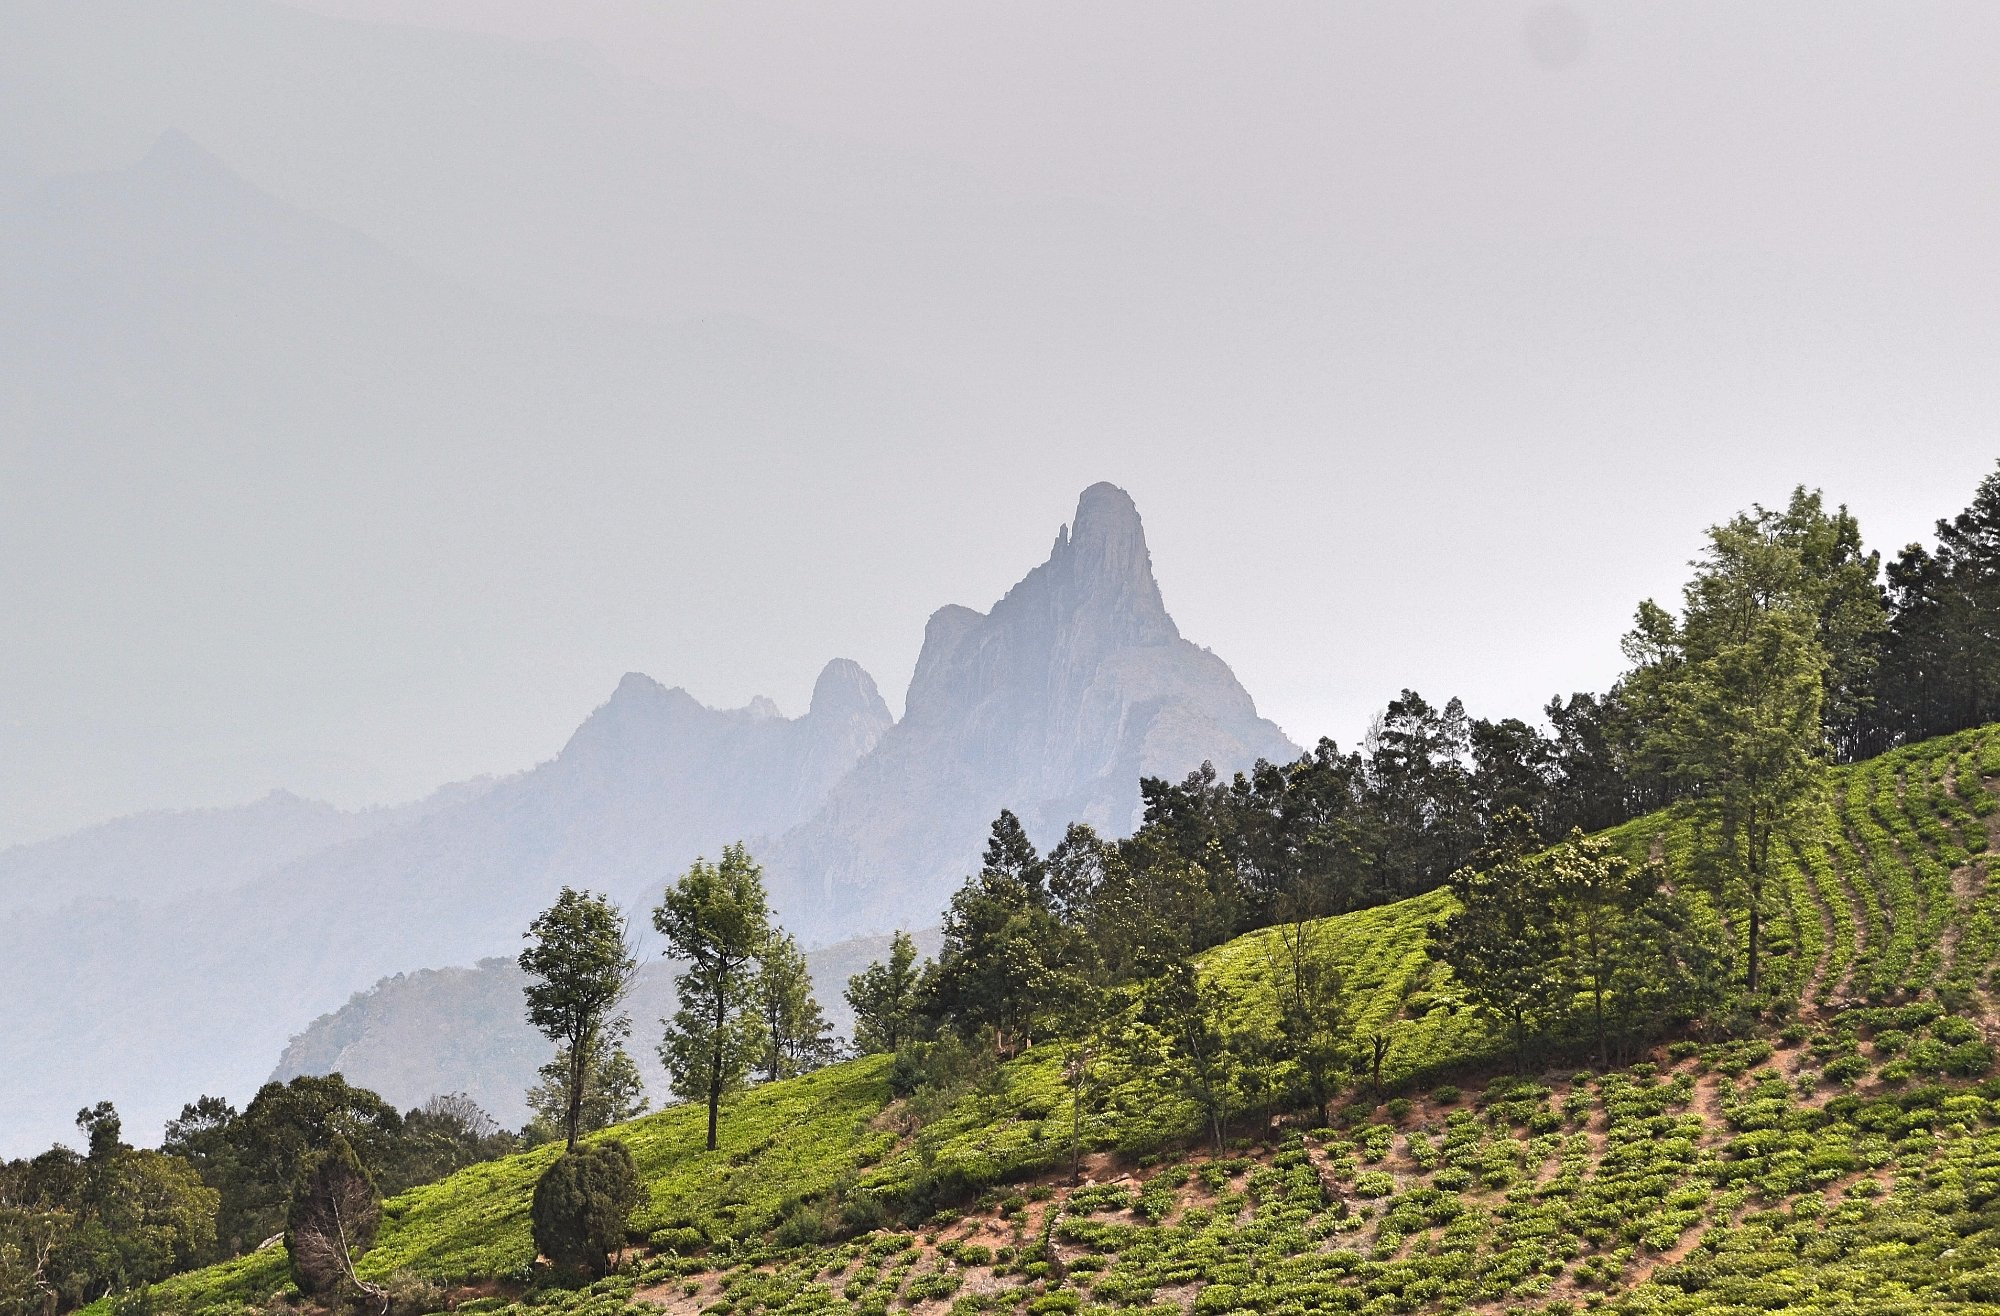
765, 483, 1297, 940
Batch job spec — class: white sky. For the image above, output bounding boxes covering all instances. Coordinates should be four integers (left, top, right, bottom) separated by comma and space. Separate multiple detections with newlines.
2, 1, 1996, 845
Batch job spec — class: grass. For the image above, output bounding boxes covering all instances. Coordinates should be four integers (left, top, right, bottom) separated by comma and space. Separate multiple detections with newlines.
117, 724, 2000, 1316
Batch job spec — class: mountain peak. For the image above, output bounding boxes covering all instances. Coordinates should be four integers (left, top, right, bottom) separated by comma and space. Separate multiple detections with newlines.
996, 482, 1175, 645
1071, 481, 1143, 542
810, 659, 892, 726
610, 671, 671, 702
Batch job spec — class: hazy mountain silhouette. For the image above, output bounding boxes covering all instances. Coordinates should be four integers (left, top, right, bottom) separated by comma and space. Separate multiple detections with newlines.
764, 483, 1297, 939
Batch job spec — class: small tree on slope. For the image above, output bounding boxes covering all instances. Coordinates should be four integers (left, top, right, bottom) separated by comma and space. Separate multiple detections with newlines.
521, 888, 637, 1152
654, 843, 771, 1152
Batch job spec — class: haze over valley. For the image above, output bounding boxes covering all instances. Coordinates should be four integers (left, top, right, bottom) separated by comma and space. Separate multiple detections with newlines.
0, 483, 1290, 1152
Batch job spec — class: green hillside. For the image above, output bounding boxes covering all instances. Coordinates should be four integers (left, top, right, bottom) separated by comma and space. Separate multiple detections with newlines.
127, 724, 2000, 1316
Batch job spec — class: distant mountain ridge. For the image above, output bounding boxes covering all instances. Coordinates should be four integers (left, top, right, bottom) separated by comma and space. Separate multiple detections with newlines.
0, 784, 485, 914
0, 485, 1292, 1156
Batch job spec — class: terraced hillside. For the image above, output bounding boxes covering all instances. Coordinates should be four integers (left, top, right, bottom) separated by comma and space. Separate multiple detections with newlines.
126, 726, 2000, 1316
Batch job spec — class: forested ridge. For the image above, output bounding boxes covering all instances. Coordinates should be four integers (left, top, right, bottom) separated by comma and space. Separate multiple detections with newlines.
9, 461, 2000, 1316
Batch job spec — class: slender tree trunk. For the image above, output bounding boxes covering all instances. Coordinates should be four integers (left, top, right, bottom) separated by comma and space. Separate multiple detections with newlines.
566, 1025, 590, 1151
1068, 1046, 1088, 1184
1593, 978, 1607, 1068
1747, 903, 1761, 993
707, 983, 725, 1151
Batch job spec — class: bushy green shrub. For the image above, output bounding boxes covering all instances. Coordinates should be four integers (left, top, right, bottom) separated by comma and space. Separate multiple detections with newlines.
1945, 1041, 1996, 1078
648, 1224, 707, 1255
529, 1140, 640, 1281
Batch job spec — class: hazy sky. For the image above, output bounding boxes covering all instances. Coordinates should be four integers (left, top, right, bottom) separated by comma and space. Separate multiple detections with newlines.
2, 1, 1997, 846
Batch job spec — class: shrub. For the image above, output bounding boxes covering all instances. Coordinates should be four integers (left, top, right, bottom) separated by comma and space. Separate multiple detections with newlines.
1933, 1016, 1984, 1046
530, 1139, 642, 1282
1945, 1041, 1996, 1078
384, 1268, 447, 1316
285, 1135, 381, 1296
841, 1193, 890, 1235
1431, 1086, 1461, 1106
649, 1225, 707, 1255
774, 1200, 834, 1248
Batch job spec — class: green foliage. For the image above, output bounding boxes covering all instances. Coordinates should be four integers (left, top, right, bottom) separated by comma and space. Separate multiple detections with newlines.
1869, 459, 2000, 748
521, 888, 637, 1153
88, 719, 2000, 1316
529, 1141, 640, 1282
921, 812, 1072, 1052
755, 932, 837, 1083
162, 1075, 410, 1258
1428, 811, 1570, 1065
1624, 501, 1835, 993
283, 1134, 378, 1296
524, 1036, 648, 1147
846, 931, 924, 1056
653, 843, 773, 1151
0, 1107, 219, 1316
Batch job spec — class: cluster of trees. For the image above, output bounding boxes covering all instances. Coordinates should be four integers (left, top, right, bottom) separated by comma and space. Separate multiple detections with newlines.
0, 1105, 215, 1316
515, 846, 846, 1282
516, 844, 837, 1158
11, 464, 1993, 1312
1, 1081, 511, 1316
1432, 818, 1729, 1068
1867, 464, 2000, 749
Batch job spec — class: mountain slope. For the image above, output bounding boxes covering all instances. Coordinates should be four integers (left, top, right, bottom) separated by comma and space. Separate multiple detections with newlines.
767, 483, 1298, 939
123, 722, 2000, 1316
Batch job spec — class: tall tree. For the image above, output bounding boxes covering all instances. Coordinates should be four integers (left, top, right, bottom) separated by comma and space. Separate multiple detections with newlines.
1623, 506, 1831, 993
1138, 958, 1242, 1154
1542, 831, 1651, 1066
1871, 462, 2000, 745
1363, 692, 1481, 900
521, 889, 636, 1152
754, 932, 837, 1082
921, 811, 1067, 1053
1770, 487, 1888, 758
653, 843, 772, 1151
1267, 904, 1350, 1126
1427, 810, 1567, 1068
846, 931, 924, 1055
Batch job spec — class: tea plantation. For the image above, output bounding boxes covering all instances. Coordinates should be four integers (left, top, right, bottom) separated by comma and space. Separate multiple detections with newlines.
120, 725, 2000, 1316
